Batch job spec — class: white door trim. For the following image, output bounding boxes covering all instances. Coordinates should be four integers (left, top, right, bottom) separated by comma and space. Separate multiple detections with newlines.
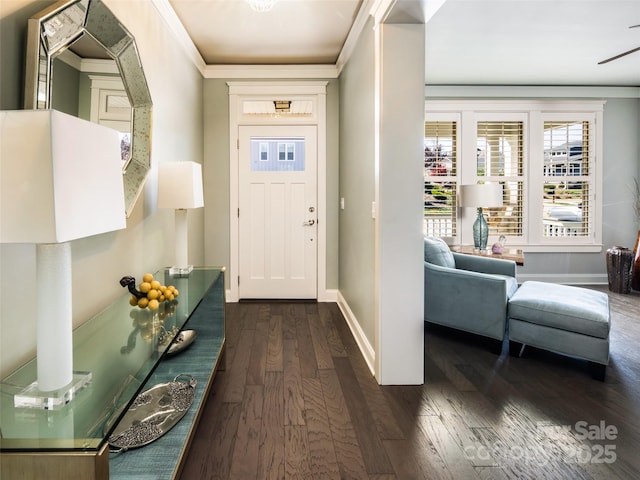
227, 81, 328, 302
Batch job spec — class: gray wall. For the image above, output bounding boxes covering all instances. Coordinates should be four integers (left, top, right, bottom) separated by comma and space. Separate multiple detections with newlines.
202, 79, 341, 291
338, 17, 376, 343
0, 0, 205, 377
51, 58, 80, 116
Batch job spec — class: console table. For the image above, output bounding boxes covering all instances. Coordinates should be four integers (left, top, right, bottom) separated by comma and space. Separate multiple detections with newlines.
1, 267, 225, 480
451, 245, 525, 266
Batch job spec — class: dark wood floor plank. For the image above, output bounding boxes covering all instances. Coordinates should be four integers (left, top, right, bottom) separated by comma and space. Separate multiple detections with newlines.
296, 311, 319, 378
318, 367, 369, 479
417, 414, 483, 479
301, 378, 341, 480
348, 355, 405, 441
426, 388, 498, 468
229, 384, 263, 480
284, 338, 306, 426
475, 466, 510, 480
308, 310, 335, 370
257, 371, 285, 480
320, 302, 348, 357
285, 425, 312, 480
283, 303, 303, 340
425, 329, 479, 392
246, 317, 268, 385
383, 437, 451, 480
381, 384, 434, 437
265, 314, 283, 372
181, 401, 242, 480
222, 328, 254, 403
333, 356, 395, 474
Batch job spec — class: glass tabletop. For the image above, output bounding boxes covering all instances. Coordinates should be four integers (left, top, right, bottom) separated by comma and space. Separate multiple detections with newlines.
0, 267, 222, 452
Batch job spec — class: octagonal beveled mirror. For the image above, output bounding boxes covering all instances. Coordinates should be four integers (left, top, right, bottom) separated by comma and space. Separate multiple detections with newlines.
24, 0, 152, 218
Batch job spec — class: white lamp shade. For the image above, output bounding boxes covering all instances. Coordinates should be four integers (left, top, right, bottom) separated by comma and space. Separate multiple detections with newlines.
0, 110, 126, 243
157, 161, 204, 209
460, 183, 504, 208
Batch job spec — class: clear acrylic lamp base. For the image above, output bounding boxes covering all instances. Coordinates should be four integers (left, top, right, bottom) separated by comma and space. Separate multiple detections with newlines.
14, 371, 92, 410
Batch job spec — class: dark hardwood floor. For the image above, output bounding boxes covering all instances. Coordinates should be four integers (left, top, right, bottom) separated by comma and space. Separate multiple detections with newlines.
179, 286, 640, 479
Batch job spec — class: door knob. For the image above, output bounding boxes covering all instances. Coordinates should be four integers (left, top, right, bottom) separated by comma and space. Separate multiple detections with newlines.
302, 219, 315, 226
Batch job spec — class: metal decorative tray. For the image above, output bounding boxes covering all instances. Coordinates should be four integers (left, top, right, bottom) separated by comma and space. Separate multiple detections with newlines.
108, 374, 196, 451
158, 329, 198, 356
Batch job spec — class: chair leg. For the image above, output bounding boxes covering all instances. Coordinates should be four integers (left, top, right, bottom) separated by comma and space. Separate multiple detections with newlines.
589, 362, 606, 381
509, 341, 525, 357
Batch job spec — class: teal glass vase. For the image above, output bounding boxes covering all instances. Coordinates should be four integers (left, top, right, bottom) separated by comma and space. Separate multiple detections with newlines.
473, 208, 489, 250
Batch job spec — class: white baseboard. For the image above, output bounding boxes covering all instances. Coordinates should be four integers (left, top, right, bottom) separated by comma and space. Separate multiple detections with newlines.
336, 291, 376, 377
518, 273, 608, 285
319, 288, 339, 302
225, 288, 339, 303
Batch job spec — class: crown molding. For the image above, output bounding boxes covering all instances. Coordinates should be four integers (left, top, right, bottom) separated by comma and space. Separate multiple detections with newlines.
425, 85, 640, 99
203, 64, 338, 79
151, 0, 207, 75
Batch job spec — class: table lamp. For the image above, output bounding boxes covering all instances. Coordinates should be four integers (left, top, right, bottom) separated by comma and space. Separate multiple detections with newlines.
1, 110, 126, 409
158, 161, 204, 276
460, 183, 503, 251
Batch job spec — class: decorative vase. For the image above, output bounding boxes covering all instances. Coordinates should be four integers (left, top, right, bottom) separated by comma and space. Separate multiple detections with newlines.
473, 208, 489, 251
632, 231, 640, 291
606, 246, 633, 294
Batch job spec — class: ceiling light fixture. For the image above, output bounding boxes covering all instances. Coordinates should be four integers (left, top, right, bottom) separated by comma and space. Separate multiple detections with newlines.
246, 0, 277, 12
274, 100, 291, 113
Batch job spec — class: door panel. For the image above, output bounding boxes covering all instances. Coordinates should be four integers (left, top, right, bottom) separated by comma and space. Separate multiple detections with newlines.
239, 125, 317, 298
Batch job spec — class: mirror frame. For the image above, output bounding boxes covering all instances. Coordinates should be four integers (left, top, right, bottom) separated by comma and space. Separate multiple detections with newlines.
24, 0, 152, 218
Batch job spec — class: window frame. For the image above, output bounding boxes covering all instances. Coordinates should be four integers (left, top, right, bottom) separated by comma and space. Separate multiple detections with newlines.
425, 100, 604, 253
423, 113, 460, 243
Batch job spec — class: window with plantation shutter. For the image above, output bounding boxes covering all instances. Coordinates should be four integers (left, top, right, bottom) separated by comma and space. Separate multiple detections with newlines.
424, 120, 458, 239
424, 100, 604, 252
542, 120, 592, 238
476, 121, 525, 241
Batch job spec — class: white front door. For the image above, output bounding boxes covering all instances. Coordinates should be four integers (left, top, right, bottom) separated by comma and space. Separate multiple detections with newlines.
238, 125, 317, 299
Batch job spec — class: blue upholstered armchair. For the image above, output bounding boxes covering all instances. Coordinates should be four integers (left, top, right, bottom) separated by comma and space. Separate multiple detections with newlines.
424, 236, 519, 342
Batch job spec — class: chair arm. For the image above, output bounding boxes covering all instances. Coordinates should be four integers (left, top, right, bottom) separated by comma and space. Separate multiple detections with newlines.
424, 261, 511, 340
453, 252, 517, 278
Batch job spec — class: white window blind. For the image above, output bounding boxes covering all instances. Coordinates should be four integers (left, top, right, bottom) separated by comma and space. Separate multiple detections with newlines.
476, 121, 524, 240
424, 121, 457, 239
542, 120, 592, 238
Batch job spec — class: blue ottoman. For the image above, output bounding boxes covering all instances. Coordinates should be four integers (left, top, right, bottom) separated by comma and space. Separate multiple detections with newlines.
508, 281, 611, 380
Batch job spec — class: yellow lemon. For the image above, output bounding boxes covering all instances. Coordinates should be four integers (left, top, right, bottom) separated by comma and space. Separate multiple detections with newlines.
150, 280, 161, 290
139, 282, 151, 293
142, 273, 154, 283
129, 295, 138, 306
137, 297, 149, 309
148, 299, 159, 310
147, 289, 160, 300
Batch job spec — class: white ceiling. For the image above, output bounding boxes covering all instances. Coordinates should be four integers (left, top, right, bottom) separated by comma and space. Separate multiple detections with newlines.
165, 0, 640, 86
